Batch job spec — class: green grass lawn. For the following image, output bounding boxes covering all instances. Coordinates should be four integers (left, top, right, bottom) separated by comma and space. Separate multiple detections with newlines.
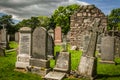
0, 42, 120, 80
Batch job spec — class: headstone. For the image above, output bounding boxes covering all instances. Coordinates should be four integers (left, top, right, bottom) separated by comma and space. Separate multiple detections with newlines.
30, 27, 50, 77
100, 36, 115, 63
45, 52, 71, 80
54, 26, 62, 45
115, 37, 120, 57
15, 27, 32, 69
15, 32, 19, 42
48, 29, 54, 39
54, 52, 71, 73
47, 34, 54, 59
0, 29, 7, 48
78, 18, 101, 79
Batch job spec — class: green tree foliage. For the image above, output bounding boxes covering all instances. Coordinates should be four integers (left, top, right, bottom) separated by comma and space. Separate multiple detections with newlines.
52, 4, 80, 34
38, 16, 50, 30
15, 17, 40, 31
108, 8, 120, 30
0, 15, 15, 34
16, 16, 50, 31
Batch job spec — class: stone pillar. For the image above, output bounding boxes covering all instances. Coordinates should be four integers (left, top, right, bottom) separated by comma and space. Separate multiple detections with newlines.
15, 27, 32, 69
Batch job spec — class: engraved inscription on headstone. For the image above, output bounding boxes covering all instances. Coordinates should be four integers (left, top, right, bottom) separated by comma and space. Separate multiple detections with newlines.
19, 33, 30, 55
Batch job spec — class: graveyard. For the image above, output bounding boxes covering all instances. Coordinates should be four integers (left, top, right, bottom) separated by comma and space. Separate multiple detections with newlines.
0, 4, 120, 80
0, 41, 120, 80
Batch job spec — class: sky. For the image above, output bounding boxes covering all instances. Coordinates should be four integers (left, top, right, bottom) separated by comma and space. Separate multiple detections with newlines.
0, 0, 120, 20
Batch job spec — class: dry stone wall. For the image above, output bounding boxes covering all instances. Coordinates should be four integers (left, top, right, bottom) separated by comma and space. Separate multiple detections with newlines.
70, 5, 107, 49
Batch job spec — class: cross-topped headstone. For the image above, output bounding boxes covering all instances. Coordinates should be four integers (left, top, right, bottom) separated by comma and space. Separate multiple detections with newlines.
84, 18, 101, 57
78, 18, 102, 78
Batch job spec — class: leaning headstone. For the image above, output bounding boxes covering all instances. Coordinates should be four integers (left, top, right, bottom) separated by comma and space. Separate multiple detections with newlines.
30, 27, 50, 77
45, 52, 71, 80
100, 36, 115, 63
15, 27, 32, 69
47, 34, 54, 59
54, 26, 62, 45
78, 18, 101, 79
82, 34, 91, 53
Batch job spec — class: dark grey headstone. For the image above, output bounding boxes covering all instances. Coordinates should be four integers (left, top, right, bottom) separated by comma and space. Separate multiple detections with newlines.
101, 36, 115, 62
47, 34, 54, 59
32, 27, 47, 60
54, 52, 71, 73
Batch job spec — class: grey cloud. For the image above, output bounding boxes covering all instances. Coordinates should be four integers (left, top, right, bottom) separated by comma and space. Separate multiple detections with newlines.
0, 0, 88, 20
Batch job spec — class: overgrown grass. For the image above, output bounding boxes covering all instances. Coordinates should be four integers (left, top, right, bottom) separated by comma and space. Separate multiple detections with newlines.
0, 42, 120, 80
0, 42, 42, 80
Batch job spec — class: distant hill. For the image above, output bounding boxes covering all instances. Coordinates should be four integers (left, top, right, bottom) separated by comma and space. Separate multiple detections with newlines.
0, 12, 20, 24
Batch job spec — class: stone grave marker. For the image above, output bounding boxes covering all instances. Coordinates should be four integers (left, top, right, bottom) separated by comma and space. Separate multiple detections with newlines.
45, 52, 71, 80
0, 29, 7, 48
54, 26, 62, 45
100, 36, 115, 63
15, 27, 32, 69
30, 27, 50, 77
15, 32, 19, 42
78, 18, 101, 79
82, 34, 91, 53
47, 33, 54, 59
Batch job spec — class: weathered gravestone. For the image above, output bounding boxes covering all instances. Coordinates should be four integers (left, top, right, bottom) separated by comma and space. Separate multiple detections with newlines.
30, 27, 50, 77
47, 33, 54, 59
100, 36, 115, 63
15, 32, 19, 43
15, 27, 32, 69
45, 52, 71, 80
54, 26, 62, 45
115, 37, 120, 57
78, 18, 101, 79
0, 29, 7, 48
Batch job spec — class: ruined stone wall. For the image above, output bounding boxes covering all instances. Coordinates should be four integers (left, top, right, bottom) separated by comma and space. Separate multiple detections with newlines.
70, 5, 107, 49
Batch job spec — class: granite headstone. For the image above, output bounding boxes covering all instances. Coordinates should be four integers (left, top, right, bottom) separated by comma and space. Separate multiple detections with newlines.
100, 36, 115, 63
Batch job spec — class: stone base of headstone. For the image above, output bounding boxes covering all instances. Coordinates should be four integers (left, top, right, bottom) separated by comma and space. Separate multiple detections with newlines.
30, 58, 50, 68
54, 41, 62, 45
15, 54, 30, 69
30, 66, 51, 77
100, 60, 115, 64
45, 71, 66, 80
78, 55, 97, 79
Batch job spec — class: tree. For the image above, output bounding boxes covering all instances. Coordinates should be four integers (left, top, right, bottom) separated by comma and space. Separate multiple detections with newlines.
38, 16, 50, 30
108, 8, 120, 30
52, 4, 80, 34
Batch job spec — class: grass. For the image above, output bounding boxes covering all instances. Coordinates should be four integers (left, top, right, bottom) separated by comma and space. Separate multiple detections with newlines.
0, 42, 120, 80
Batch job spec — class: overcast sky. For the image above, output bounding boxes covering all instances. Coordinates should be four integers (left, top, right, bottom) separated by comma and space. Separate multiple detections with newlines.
0, 0, 120, 20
